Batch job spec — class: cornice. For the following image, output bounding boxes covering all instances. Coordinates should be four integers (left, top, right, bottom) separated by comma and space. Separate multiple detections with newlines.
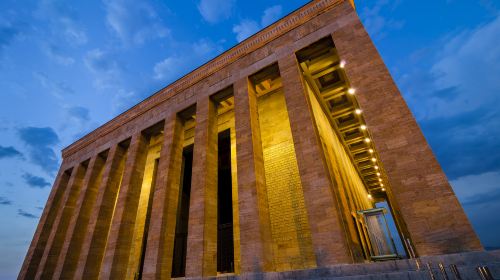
62, 0, 344, 158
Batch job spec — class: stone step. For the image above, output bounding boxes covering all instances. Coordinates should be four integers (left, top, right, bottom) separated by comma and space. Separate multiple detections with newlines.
184, 250, 500, 280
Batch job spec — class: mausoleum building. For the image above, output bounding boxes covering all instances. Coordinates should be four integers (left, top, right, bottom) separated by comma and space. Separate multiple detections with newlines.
19, 1, 483, 279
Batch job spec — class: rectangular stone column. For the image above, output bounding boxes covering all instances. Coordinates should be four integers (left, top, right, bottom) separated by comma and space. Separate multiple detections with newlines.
52, 152, 107, 279
185, 96, 218, 277
74, 143, 127, 280
330, 1, 482, 255
233, 78, 274, 273
278, 54, 352, 266
142, 113, 185, 280
99, 132, 149, 279
18, 165, 71, 280
34, 160, 88, 279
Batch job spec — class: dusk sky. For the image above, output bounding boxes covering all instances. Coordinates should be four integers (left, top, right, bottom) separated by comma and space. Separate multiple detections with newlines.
1, 0, 499, 278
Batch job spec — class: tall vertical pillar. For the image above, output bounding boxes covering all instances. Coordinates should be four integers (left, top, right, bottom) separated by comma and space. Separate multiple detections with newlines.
233, 78, 275, 273
99, 132, 149, 279
330, 2, 481, 255
74, 143, 127, 280
53, 152, 107, 279
142, 113, 185, 280
34, 160, 88, 279
18, 164, 71, 280
185, 96, 218, 277
278, 54, 352, 266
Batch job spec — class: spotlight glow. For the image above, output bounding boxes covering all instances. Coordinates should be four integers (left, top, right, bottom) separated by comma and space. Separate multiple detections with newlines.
360, 125, 367, 130
375, 166, 379, 169
368, 149, 374, 153
340, 60, 346, 68
348, 88, 356, 95
364, 138, 371, 143
355, 109, 362, 115
368, 194, 372, 199
382, 188, 386, 191
371, 157, 376, 162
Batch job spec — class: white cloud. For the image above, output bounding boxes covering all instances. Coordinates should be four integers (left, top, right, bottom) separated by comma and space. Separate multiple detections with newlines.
232, 5, 283, 43
360, 0, 403, 40
232, 19, 259, 43
450, 170, 500, 248
35, 0, 88, 46
83, 48, 122, 90
429, 15, 500, 118
153, 39, 222, 83
103, 0, 170, 45
153, 56, 184, 81
58, 17, 88, 45
33, 72, 75, 98
399, 14, 500, 121
112, 88, 141, 113
197, 0, 235, 24
42, 44, 75, 65
451, 171, 500, 201
261, 5, 282, 27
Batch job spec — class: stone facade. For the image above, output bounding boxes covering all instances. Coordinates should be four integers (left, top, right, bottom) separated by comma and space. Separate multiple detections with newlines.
19, 1, 482, 279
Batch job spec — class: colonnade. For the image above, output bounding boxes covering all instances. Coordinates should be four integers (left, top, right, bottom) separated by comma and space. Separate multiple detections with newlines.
19, 54, 360, 280
19, 10, 483, 275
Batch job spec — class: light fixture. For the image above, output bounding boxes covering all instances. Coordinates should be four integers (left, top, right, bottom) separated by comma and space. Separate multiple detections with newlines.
368, 149, 374, 153
364, 138, 371, 143
355, 109, 362, 115
360, 124, 367, 130
348, 88, 356, 95
368, 193, 372, 199
371, 157, 376, 162
382, 188, 386, 191
378, 178, 382, 182
375, 165, 379, 169
376, 172, 381, 176
380, 183, 384, 187
340, 60, 346, 68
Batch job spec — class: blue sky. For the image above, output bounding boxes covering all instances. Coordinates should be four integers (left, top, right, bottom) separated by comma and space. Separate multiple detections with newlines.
0, 0, 499, 278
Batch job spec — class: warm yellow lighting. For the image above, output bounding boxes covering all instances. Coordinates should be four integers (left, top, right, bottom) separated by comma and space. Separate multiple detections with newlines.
380, 183, 384, 187
348, 88, 356, 95
360, 124, 367, 130
355, 109, 362, 115
368, 149, 374, 153
368, 194, 372, 199
364, 138, 371, 143
376, 172, 381, 176
340, 60, 346, 68
374, 165, 379, 169
382, 188, 386, 191
378, 178, 382, 182
371, 157, 376, 162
